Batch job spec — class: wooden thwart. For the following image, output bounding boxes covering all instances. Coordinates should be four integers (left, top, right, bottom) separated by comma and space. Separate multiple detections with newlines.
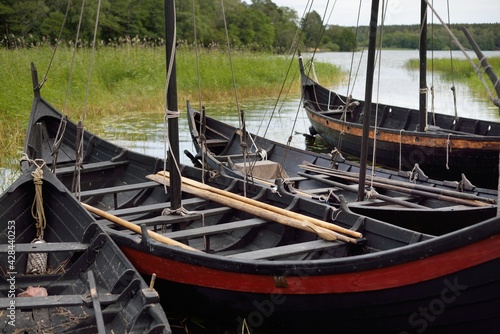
147, 171, 362, 242
81, 202, 199, 252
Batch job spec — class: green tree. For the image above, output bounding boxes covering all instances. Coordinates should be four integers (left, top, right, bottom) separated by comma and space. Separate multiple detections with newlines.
301, 10, 323, 49
322, 26, 356, 52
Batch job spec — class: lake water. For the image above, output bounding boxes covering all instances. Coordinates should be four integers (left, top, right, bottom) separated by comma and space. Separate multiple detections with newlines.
1, 50, 500, 191
96, 49, 500, 162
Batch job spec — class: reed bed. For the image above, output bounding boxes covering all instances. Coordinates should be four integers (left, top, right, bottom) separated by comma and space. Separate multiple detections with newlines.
406, 57, 500, 99
0, 46, 342, 173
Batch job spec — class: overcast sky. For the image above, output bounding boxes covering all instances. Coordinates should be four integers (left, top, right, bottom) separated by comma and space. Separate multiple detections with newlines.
271, 0, 499, 26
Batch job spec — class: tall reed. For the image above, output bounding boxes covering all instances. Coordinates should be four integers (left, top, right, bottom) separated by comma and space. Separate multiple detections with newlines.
0, 46, 343, 172
406, 57, 500, 99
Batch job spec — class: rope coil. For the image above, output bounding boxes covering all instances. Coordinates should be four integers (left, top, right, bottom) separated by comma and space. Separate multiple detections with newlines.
31, 164, 47, 240
21, 154, 49, 274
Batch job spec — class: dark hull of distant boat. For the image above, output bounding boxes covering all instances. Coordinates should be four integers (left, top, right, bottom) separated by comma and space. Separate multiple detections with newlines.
300, 56, 500, 189
186, 102, 497, 236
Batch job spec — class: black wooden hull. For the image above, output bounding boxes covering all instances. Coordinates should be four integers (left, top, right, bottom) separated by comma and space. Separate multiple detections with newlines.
22, 63, 500, 333
186, 102, 497, 235
0, 165, 171, 333
299, 55, 500, 189
117, 214, 500, 334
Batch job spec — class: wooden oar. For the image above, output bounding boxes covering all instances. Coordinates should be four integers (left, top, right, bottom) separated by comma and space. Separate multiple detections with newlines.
81, 202, 199, 252
148, 172, 361, 242
300, 163, 495, 206
297, 172, 428, 209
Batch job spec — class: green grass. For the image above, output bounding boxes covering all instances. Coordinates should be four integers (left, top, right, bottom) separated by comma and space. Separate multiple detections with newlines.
0, 46, 343, 171
406, 56, 500, 99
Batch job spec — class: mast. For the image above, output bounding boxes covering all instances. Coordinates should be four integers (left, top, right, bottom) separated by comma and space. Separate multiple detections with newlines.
165, 0, 181, 210
419, 0, 427, 132
357, 0, 380, 202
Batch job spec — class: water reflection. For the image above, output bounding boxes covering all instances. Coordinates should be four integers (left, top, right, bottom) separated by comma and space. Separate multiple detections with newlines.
93, 98, 324, 165
2, 50, 499, 192
310, 50, 500, 121
95, 50, 500, 167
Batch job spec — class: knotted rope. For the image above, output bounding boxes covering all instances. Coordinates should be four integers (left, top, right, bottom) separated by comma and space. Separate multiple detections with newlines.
31, 161, 47, 240
21, 154, 49, 274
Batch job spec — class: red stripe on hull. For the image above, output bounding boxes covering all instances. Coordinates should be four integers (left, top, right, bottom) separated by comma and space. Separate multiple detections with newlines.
121, 235, 500, 294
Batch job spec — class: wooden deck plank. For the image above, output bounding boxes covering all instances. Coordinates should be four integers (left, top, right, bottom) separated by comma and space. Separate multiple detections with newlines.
79, 181, 159, 198
163, 218, 267, 239
0, 242, 89, 253
55, 160, 129, 175
228, 239, 345, 260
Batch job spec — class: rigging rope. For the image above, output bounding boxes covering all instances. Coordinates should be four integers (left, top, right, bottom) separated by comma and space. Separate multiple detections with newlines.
423, 0, 499, 107
190, 0, 207, 183
220, 0, 249, 195
260, 0, 311, 142
446, 0, 459, 120
368, 0, 389, 189
36, 0, 73, 91
53, 0, 86, 172
74, 0, 102, 201
430, 0, 436, 124
161, 0, 186, 211
346, 0, 364, 98
32, 0, 76, 172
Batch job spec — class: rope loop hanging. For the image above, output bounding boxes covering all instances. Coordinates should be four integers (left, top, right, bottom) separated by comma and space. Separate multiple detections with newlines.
446, 133, 452, 170
19, 154, 49, 275
30, 161, 47, 240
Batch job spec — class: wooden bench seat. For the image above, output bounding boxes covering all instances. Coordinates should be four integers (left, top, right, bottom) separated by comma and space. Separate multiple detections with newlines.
0, 293, 119, 309
205, 138, 228, 147
79, 181, 159, 198
93, 197, 214, 220
99, 206, 235, 230
163, 218, 267, 240
228, 239, 345, 260
0, 242, 89, 254
55, 160, 129, 175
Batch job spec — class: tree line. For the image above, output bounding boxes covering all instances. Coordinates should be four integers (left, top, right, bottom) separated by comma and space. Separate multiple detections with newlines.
1, 0, 498, 51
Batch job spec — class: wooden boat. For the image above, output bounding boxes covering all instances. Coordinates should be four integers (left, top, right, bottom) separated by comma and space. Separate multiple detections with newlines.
0, 164, 171, 333
20, 1, 500, 331
186, 102, 497, 235
21, 58, 500, 334
299, 12, 500, 189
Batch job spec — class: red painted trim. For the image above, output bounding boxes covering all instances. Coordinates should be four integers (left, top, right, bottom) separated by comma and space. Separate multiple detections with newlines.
121, 235, 500, 295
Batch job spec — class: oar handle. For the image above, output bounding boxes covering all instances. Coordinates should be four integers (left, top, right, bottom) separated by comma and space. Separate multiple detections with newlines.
81, 202, 199, 252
